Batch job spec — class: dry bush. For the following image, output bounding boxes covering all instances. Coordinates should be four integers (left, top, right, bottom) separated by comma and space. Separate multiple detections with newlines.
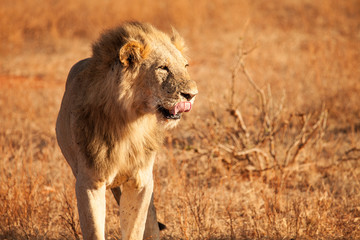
0, 165, 54, 239
59, 189, 81, 240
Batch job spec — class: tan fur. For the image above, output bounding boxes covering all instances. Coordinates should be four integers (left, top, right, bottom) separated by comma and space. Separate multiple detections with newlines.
171, 27, 187, 53
56, 22, 198, 240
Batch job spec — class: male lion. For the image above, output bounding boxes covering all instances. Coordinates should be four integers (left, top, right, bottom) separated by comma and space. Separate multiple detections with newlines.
56, 22, 197, 240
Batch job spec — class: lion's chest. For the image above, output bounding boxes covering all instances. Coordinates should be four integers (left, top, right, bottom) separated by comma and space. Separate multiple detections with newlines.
105, 120, 162, 188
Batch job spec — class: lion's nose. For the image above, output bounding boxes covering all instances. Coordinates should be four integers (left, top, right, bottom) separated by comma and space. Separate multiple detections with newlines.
181, 91, 198, 101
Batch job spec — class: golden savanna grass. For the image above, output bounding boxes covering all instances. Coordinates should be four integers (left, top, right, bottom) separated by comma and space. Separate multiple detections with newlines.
1, 0, 359, 239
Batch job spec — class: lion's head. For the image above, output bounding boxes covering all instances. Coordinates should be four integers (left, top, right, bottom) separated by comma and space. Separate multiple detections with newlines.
90, 22, 198, 129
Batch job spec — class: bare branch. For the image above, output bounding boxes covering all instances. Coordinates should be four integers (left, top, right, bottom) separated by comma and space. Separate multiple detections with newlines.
228, 108, 250, 147
234, 148, 270, 163
339, 148, 360, 162
239, 59, 267, 113
283, 110, 327, 167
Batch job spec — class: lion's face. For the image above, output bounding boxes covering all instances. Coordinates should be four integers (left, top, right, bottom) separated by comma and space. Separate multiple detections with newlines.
119, 32, 198, 129
145, 42, 197, 127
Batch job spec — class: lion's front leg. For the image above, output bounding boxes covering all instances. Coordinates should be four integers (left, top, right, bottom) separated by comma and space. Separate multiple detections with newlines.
120, 176, 154, 240
111, 188, 161, 239
76, 174, 106, 240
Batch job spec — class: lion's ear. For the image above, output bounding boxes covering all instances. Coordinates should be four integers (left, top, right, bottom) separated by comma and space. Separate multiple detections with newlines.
119, 40, 149, 67
171, 27, 186, 53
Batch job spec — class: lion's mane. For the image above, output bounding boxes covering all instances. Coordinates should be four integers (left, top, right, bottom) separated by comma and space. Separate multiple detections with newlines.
73, 23, 166, 180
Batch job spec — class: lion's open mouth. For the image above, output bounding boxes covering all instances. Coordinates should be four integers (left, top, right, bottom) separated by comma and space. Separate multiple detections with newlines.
158, 106, 181, 119
157, 102, 192, 120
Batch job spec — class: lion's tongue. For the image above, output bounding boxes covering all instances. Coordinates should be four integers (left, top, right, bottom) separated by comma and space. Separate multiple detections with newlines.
171, 102, 192, 115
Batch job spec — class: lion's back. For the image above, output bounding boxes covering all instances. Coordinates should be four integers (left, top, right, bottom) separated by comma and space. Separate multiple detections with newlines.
65, 58, 91, 90
56, 58, 91, 175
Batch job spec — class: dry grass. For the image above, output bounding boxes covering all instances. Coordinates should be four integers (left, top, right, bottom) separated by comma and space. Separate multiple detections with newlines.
1, 0, 359, 239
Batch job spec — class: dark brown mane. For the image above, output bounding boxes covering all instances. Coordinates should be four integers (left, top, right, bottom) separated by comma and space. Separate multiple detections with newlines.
91, 22, 154, 75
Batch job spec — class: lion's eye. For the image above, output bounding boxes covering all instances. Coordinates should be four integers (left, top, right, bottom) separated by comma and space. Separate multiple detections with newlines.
158, 65, 169, 72
185, 63, 189, 68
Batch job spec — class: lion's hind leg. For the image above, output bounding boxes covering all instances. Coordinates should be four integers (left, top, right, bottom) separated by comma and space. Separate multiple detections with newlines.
143, 193, 161, 240
111, 187, 122, 205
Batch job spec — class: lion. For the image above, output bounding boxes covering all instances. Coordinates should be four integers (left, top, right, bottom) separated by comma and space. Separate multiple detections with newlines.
55, 22, 197, 240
